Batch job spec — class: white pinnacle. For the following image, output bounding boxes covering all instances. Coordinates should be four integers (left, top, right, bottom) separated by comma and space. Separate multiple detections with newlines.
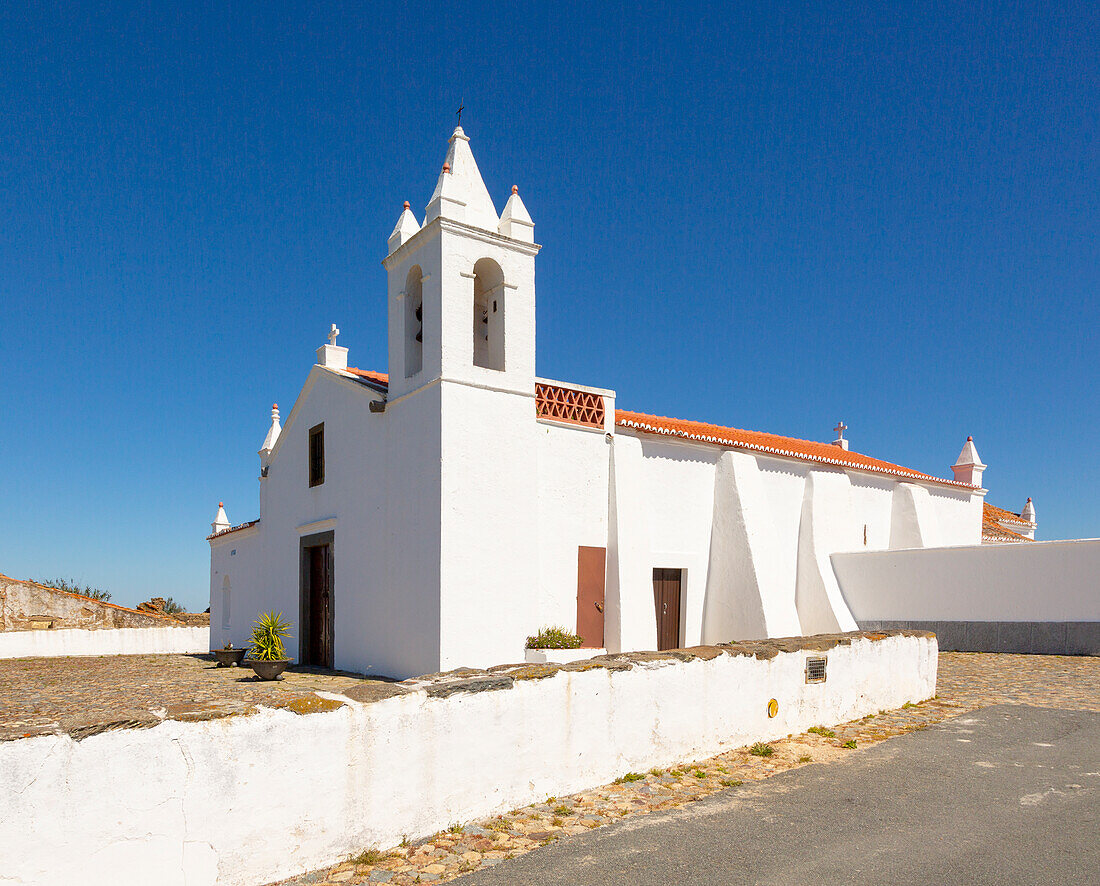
259, 403, 281, 458
211, 502, 230, 535
424, 126, 500, 232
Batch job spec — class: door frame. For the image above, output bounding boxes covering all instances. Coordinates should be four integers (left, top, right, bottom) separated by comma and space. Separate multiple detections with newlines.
299, 530, 335, 668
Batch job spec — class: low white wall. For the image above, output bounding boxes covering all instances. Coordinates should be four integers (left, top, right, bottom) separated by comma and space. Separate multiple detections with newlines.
0, 626, 210, 659
833, 539, 1100, 622
0, 633, 935, 886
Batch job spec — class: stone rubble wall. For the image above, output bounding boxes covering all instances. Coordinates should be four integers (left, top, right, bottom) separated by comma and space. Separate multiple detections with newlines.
0, 630, 935, 886
0, 574, 175, 631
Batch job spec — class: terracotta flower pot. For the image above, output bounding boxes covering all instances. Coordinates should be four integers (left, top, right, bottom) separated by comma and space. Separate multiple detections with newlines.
213, 647, 247, 668
245, 658, 291, 681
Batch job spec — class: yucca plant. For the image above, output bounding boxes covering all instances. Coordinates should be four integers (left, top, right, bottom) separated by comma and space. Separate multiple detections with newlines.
249, 611, 291, 661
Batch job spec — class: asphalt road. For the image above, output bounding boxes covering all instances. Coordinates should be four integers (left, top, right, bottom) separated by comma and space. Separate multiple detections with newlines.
462, 705, 1100, 886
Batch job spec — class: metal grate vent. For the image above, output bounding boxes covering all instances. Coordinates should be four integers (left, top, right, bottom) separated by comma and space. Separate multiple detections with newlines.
805, 656, 827, 684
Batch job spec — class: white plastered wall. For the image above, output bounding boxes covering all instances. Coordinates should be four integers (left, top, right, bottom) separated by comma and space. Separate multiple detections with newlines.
0, 634, 936, 886
215, 368, 444, 679
834, 538, 1100, 622
533, 417, 612, 637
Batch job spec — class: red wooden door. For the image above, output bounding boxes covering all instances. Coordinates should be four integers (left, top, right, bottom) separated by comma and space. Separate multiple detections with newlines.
652, 568, 682, 651
576, 546, 606, 648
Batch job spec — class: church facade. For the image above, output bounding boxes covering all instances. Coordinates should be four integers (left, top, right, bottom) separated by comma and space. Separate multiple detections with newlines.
209, 126, 1004, 679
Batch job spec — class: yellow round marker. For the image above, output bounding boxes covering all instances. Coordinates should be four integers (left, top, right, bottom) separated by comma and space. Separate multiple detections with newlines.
767, 698, 779, 718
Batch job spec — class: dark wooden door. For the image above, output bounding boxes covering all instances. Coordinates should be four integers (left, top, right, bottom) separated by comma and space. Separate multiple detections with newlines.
307, 544, 333, 667
576, 546, 606, 648
652, 568, 682, 651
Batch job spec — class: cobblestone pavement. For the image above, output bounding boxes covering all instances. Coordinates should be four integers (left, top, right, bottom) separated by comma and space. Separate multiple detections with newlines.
269, 652, 1100, 886
0, 653, 392, 740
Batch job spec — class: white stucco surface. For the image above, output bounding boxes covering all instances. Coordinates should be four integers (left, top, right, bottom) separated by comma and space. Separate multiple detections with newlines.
0, 626, 209, 659
834, 538, 1100, 622
0, 633, 933, 886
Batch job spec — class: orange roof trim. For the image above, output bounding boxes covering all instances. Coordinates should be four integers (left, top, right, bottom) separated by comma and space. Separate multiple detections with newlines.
615, 410, 979, 490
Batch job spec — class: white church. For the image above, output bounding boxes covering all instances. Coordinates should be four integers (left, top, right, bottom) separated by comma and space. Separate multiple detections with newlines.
208, 125, 1034, 679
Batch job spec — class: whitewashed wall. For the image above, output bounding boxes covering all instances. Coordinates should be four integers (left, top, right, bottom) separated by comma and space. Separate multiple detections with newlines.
0, 626, 209, 659
0, 634, 935, 886
834, 538, 1100, 622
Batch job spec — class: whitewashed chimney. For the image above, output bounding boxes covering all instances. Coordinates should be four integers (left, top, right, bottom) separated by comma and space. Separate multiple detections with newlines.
951, 436, 986, 487
259, 403, 281, 466
211, 502, 230, 535
316, 323, 348, 370
498, 185, 534, 242
1021, 497, 1037, 538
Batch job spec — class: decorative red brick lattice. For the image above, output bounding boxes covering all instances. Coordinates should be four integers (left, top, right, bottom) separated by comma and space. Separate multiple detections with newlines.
535, 383, 605, 429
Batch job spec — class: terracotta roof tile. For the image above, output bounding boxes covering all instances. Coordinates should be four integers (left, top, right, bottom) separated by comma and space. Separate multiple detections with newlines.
334, 370, 977, 490
982, 502, 1033, 527
345, 367, 390, 386
615, 410, 978, 490
982, 502, 1034, 542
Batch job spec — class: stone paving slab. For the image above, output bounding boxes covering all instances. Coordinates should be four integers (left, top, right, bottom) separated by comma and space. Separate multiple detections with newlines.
267, 652, 1100, 886
0, 653, 391, 740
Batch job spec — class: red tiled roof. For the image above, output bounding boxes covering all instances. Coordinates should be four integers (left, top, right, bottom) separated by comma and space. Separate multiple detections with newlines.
982, 503, 1034, 542
334, 369, 976, 490
982, 502, 1032, 527
345, 367, 390, 386
615, 410, 979, 490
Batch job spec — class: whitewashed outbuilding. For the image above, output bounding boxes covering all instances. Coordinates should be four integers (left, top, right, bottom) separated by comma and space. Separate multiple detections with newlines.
209, 126, 1004, 678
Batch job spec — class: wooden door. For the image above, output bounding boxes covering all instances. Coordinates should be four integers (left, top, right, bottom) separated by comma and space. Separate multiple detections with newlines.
307, 544, 333, 668
652, 568, 682, 651
576, 546, 606, 648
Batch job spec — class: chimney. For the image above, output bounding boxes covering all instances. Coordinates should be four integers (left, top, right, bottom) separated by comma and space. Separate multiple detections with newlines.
316, 323, 348, 371
1020, 497, 1036, 538
951, 436, 986, 487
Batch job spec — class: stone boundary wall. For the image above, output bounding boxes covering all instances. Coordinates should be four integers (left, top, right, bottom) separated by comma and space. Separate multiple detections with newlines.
0, 573, 176, 631
0, 631, 935, 886
0, 625, 210, 659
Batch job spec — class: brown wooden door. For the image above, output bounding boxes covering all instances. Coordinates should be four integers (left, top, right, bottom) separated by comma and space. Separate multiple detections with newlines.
576, 546, 606, 648
652, 568, 682, 651
307, 544, 333, 668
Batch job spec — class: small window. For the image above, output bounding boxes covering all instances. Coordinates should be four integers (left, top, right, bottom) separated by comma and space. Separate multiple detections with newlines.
805, 656, 827, 684
308, 423, 325, 487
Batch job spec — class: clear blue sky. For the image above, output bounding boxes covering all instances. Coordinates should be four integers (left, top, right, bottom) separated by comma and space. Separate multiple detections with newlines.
1, 2, 1096, 611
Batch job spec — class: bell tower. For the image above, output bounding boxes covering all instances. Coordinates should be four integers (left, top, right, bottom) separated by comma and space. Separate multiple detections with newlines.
380, 125, 542, 670
382, 126, 539, 403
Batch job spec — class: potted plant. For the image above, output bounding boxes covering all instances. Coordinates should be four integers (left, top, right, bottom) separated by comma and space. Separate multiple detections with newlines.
213, 641, 247, 668
524, 625, 601, 664
244, 611, 293, 680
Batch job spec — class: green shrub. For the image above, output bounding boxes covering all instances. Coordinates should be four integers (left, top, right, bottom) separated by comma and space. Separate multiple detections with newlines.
36, 577, 111, 603
807, 726, 835, 738
842, 740, 857, 749
613, 772, 644, 784
249, 611, 291, 661
749, 743, 774, 757
525, 626, 583, 649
